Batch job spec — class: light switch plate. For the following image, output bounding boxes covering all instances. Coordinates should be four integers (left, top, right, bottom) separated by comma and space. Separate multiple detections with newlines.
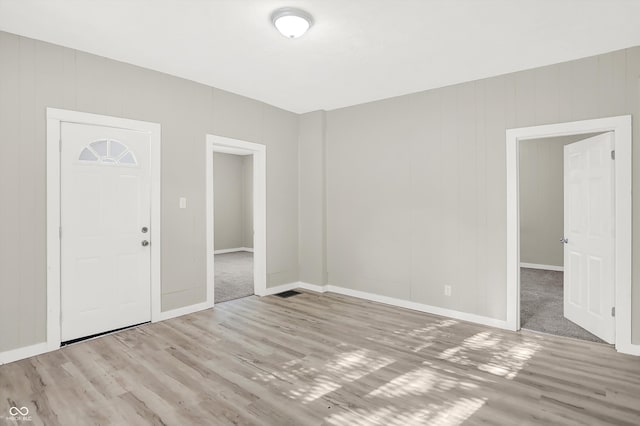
179, 197, 187, 209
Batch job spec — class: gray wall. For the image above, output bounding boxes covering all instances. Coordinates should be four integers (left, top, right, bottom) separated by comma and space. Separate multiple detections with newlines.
0, 31, 299, 353
213, 153, 253, 251
303, 47, 640, 342
2, 28, 640, 354
242, 157, 254, 248
519, 134, 600, 267
298, 111, 327, 285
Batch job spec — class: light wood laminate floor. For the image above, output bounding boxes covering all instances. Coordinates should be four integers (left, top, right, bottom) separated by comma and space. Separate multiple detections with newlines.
1, 290, 639, 425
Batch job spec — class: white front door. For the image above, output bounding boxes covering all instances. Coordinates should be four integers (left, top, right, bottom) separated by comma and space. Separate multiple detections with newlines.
61, 122, 151, 341
563, 132, 615, 343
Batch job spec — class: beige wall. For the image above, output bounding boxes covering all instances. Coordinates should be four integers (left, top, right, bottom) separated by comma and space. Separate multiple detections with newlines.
213, 153, 253, 250
0, 31, 299, 352
519, 134, 600, 267
315, 47, 640, 342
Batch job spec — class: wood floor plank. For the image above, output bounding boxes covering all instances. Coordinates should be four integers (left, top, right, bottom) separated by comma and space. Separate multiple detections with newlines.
1, 290, 639, 425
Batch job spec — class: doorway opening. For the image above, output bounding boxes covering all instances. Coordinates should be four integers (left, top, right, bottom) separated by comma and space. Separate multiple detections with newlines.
518, 132, 607, 343
212, 151, 254, 302
206, 135, 267, 303
506, 116, 634, 354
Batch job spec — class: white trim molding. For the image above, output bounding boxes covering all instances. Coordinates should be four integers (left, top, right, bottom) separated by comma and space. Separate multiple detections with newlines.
520, 263, 564, 272
262, 282, 302, 296
213, 247, 254, 255
273, 282, 510, 330
326, 285, 510, 330
156, 301, 213, 322
506, 115, 635, 355
0, 342, 50, 366
46, 108, 162, 354
262, 282, 329, 296
298, 282, 327, 293
206, 135, 267, 300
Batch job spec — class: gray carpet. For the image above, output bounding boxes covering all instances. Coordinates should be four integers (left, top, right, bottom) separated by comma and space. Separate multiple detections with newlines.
214, 251, 254, 303
520, 267, 605, 343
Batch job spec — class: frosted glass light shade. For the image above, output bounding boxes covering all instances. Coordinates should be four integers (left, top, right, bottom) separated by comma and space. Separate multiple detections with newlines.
272, 8, 313, 39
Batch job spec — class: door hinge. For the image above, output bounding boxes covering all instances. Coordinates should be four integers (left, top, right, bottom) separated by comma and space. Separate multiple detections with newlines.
611, 150, 615, 160
611, 307, 616, 317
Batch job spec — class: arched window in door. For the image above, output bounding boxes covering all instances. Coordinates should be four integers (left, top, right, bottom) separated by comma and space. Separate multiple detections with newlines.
79, 139, 137, 165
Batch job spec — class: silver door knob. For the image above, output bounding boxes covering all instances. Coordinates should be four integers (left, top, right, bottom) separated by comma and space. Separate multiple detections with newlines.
560, 237, 568, 244
141, 226, 148, 233
141, 240, 149, 247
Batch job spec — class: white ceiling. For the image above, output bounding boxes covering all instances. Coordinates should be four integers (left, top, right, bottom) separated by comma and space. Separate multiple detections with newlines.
1, 0, 640, 114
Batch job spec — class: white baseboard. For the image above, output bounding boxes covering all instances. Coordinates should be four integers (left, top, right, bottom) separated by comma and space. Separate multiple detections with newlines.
298, 282, 327, 293
520, 262, 564, 272
0, 342, 50, 366
617, 342, 640, 356
4, 278, 635, 366
262, 281, 328, 296
261, 282, 302, 296
0, 301, 215, 365
157, 300, 214, 322
326, 285, 510, 330
295, 282, 639, 355
214, 247, 254, 255
291, 282, 509, 330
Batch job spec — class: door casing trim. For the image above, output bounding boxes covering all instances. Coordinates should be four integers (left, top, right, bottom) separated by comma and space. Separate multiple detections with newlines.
506, 115, 636, 355
46, 108, 162, 351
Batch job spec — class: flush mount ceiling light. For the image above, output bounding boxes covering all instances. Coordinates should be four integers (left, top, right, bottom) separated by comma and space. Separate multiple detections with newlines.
271, 7, 313, 39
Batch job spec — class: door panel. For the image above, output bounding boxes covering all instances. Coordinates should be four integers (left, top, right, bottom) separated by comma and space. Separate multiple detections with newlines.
61, 122, 151, 341
568, 251, 581, 305
563, 132, 615, 343
587, 256, 602, 314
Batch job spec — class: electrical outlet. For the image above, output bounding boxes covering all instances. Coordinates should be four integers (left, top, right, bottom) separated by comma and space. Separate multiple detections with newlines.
444, 285, 452, 297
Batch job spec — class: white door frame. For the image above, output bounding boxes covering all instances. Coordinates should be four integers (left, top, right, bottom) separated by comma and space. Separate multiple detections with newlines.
206, 135, 267, 299
506, 115, 636, 355
46, 108, 161, 351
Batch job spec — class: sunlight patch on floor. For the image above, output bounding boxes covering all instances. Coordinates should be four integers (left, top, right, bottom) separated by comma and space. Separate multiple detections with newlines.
367, 367, 438, 398
282, 348, 395, 403
326, 397, 486, 426
371, 319, 459, 353
289, 375, 342, 402
366, 364, 479, 399
438, 331, 540, 379
478, 340, 540, 379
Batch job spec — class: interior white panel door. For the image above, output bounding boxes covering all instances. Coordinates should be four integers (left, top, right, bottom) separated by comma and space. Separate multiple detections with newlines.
563, 132, 615, 343
61, 122, 151, 341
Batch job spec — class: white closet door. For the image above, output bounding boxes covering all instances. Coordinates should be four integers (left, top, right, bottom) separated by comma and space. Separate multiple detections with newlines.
563, 132, 615, 343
